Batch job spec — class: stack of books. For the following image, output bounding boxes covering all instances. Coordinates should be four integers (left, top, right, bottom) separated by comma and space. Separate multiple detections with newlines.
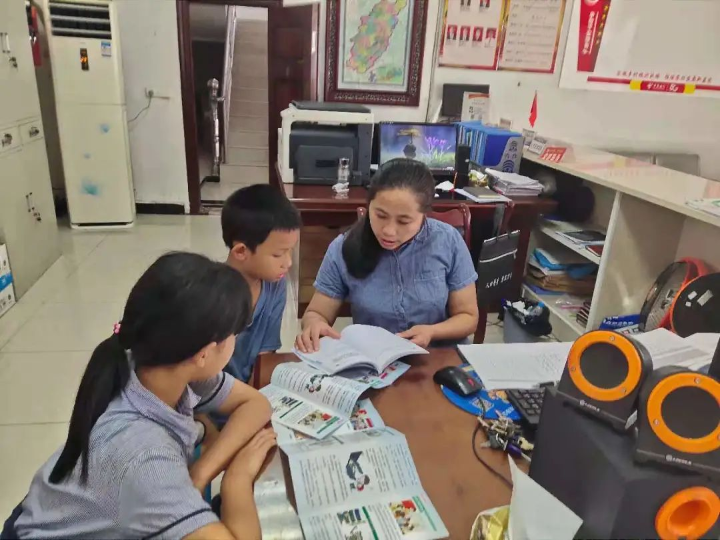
485, 169, 543, 197
576, 300, 592, 328
526, 248, 597, 296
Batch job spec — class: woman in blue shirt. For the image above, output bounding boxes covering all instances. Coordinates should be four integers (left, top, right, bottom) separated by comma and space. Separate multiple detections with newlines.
296, 159, 479, 352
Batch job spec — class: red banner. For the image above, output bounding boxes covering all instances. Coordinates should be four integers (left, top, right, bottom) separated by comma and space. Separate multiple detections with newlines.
577, 0, 611, 73
637, 81, 688, 94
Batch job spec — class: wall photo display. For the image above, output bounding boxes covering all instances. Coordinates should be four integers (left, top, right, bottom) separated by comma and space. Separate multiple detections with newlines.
439, 0, 566, 73
324, 0, 429, 106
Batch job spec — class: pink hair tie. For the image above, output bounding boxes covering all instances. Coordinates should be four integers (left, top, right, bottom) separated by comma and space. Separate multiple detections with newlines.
113, 322, 122, 335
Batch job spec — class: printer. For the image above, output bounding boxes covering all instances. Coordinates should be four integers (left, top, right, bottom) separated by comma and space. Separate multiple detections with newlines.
278, 102, 374, 185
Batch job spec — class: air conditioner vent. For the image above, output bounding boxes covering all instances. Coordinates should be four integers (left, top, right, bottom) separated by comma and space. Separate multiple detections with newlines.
49, 1, 111, 39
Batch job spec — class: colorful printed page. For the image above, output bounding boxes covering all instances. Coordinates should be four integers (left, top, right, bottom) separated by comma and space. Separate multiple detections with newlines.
260, 363, 370, 439
283, 427, 448, 540
343, 361, 411, 389
274, 398, 386, 447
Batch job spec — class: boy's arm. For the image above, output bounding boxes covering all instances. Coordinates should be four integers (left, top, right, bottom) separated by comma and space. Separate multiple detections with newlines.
189, 381, 272, 492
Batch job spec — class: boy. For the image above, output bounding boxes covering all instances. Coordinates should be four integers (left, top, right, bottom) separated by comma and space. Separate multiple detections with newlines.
221, 184, 301, 383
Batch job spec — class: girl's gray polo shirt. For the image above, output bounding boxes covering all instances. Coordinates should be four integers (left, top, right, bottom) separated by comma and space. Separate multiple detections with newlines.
15, 368, 236, 539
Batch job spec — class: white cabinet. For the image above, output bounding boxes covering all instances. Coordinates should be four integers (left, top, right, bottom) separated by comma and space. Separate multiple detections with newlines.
0, 0, 59, 300
0, 0, 41, 125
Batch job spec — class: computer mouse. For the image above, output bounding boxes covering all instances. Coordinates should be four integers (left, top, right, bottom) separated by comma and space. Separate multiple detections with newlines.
433, 366, 481, 397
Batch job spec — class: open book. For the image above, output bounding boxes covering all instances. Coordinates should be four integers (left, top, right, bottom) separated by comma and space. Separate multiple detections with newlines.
283, 427, 449, 540
274, 398, 386, 447
295, 324, 428, 375
260, 363, 369, 439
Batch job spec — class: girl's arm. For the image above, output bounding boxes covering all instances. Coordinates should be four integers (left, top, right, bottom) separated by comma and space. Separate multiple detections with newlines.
296, 292, 343, 352
399, 283, 479, 347
189, 381, 272, 492
184, 429, 277, 540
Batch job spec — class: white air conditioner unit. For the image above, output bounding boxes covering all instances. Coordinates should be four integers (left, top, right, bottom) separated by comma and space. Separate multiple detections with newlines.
44, 0, 134, 227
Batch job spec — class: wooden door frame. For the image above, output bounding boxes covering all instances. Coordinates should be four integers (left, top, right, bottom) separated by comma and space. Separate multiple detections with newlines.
177, 0, 285, 214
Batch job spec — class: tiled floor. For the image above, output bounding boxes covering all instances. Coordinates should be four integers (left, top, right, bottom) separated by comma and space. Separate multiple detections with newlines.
0, 215, 504, 518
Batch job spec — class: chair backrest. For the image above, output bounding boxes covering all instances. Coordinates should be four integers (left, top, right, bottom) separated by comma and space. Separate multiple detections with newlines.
428, 205, 472, 248
356, 204, 472, 248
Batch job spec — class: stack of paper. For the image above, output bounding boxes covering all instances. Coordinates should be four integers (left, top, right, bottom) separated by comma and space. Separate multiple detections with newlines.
486, 169, 543, 197
455, 186, 511, 204
458, 342, 573, 391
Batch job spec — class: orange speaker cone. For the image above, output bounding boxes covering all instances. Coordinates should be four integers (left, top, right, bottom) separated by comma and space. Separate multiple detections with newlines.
655, 487, 720, 540
567, 331, 643, 402
646, 373, 720, 454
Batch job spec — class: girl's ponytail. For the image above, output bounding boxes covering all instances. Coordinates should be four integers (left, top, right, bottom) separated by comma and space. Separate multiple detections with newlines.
49, 334, 130, 484
49, 252, 251, 485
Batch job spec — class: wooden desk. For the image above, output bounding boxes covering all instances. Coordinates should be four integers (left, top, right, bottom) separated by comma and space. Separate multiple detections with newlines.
281, 180, 557, 316
255, 350, 518, 539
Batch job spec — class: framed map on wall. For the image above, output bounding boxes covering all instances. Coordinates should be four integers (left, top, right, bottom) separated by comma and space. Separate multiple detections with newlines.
325, 0, 429, 106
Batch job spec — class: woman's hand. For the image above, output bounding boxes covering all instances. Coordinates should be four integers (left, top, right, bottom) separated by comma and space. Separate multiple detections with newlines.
397, 325, 434, 348
224, 428, 277, 485
295, 319, 341, 353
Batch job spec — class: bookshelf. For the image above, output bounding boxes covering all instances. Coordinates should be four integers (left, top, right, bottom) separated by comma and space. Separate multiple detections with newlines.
521, 143, 720, 339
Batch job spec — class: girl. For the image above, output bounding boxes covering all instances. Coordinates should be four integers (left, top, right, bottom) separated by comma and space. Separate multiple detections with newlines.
296, 158, 479, 352
6, 252, 275, 540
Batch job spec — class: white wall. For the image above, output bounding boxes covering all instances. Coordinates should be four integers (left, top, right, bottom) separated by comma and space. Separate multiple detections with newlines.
115, 0, 190, 210
316, 0, 720, 181
428, 2, 720, 182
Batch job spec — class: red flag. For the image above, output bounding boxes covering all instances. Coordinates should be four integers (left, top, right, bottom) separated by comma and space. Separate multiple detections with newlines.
529, 92, 538, 127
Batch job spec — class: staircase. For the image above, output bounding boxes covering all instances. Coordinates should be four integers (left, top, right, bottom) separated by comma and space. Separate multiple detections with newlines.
220, 17, 269, 190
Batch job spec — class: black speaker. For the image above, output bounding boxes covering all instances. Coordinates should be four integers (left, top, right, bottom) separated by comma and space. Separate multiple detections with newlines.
636, 366, 720, 479
557, 330, 653, 431
530, 388, 720, 539
454, 145, 470, 189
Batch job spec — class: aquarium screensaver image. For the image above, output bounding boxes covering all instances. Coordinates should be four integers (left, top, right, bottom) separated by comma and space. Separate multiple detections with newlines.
379, 123, 458, 171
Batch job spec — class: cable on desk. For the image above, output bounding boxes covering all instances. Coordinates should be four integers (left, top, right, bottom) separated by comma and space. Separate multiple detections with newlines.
471, 401, 514, 489
471, 423, 513, 489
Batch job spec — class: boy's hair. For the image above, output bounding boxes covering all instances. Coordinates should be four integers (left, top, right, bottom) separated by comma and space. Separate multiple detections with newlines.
221, 184, 301, 250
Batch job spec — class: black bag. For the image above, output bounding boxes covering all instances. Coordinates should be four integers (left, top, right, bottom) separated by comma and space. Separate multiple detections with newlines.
476, 203, 518, 307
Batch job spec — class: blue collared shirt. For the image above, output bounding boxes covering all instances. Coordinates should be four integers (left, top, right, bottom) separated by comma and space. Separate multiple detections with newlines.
314, 219, 478, 338
226, 278, 286, 383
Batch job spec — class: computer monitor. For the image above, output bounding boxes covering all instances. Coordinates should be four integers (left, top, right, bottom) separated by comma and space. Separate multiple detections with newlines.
378, 122, 458, 173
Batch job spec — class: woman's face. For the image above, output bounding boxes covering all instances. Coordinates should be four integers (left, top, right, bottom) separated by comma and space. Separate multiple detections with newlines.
368, 188, 425, 250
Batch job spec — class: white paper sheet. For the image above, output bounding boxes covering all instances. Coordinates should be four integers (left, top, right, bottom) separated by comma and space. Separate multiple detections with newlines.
634, 329, 713, 369
459, 342, 573, 390
508, 458, 583, 540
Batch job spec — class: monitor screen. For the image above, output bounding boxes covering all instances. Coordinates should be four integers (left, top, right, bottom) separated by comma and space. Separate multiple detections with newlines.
379, 123, 458, 172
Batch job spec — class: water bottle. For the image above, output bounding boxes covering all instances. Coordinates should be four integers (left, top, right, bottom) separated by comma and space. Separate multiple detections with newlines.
337, 157, 350, 187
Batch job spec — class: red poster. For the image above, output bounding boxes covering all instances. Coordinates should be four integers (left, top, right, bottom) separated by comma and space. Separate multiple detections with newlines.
577, 0, 612, 72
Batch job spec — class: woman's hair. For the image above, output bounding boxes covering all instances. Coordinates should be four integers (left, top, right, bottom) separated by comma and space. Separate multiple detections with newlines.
342, 159, 435, 279
49, 252, 251, 484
